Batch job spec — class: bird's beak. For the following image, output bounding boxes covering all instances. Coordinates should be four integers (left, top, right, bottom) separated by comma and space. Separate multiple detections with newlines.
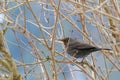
58, 39, 63, 42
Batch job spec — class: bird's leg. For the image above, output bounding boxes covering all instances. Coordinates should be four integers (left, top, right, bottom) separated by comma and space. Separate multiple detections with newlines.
73, 58, 77, 62
79, 57, 85, 67
81, 57, 85, 63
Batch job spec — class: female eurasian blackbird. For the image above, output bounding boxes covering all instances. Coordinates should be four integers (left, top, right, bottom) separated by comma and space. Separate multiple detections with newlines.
59, 37, 111, 58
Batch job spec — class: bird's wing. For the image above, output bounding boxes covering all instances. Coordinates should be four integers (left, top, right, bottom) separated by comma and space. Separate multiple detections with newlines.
69, 41, 96, 50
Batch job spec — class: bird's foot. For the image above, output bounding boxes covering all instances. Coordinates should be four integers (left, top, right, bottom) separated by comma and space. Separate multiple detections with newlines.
73, 58, 77, 62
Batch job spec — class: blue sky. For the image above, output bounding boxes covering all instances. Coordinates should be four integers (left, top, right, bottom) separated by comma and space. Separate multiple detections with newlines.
0, 1, 120, 80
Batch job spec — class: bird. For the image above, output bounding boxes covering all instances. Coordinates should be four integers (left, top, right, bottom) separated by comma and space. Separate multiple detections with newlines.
58, 37, 111, 58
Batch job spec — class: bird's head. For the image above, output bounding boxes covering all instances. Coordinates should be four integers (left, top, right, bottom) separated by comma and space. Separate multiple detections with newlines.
58, 37, 73, 46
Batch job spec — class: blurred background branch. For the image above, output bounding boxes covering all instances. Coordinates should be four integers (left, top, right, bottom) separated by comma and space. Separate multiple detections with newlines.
0, 0, 120, 80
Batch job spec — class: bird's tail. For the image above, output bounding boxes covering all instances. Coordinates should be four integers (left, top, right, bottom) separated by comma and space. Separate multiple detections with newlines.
97, 48, 111, 51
